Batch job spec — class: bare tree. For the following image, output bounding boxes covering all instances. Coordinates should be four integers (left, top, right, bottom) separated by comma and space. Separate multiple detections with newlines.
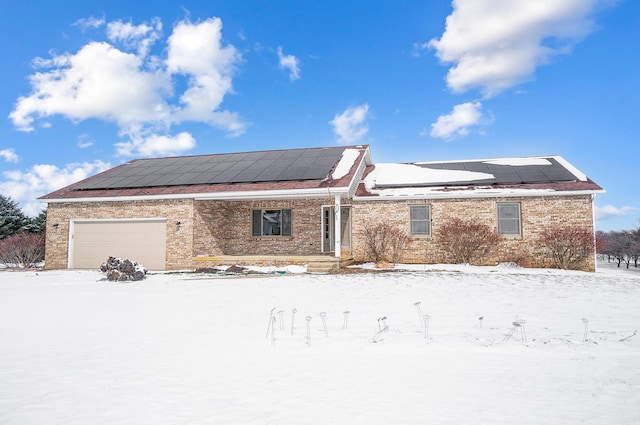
539, 226, 595, 270
436, 219, 500, 265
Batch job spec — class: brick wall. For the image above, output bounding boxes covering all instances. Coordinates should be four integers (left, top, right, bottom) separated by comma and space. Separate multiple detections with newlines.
44, 199, 194, 270
351, 195, 596, 271
193, 199, 326, 257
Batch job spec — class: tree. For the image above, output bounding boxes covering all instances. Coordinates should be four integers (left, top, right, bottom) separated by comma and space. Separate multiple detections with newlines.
436, 218, 500, 265
0, 195, 29, 239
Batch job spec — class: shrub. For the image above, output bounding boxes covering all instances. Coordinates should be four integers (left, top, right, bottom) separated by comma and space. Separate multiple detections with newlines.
436, 218, 500, 265
361, 222, 410, 263
0, 233, 45, 268
539, 226, 595, 270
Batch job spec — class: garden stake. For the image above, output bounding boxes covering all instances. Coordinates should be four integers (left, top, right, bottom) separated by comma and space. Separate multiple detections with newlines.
479, 316, 484, 328
371, 316, 389, 343
320, 312, 329, 337
291, 308, 297, 335
423, 314, 431, 340
305, 316, 312, 347
414, 302, 424, 327
271, 316, 277, 347
343, 310, 350, 330
278, 310, 285, 332
266, 307, 276, 339
504, 316, 527, 344
582, 318, 589, 342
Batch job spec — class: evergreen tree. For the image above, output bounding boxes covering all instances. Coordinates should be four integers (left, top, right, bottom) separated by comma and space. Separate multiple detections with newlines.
0, 195, 29, 239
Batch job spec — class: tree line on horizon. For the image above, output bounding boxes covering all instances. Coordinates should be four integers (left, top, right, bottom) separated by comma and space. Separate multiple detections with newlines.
596, 225, 640, 269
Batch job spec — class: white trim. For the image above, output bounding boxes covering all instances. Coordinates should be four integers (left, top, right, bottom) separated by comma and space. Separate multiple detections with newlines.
333, 195, 341, 258
354, 188, 604, 201
553, 156, 588, 181
44, 187, 352, 204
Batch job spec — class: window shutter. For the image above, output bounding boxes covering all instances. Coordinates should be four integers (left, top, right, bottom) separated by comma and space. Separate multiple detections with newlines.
252, 210, 261, 236
282, 209, 292, 236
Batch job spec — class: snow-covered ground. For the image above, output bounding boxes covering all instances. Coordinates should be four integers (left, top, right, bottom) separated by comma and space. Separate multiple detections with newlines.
1, 263, 639, 425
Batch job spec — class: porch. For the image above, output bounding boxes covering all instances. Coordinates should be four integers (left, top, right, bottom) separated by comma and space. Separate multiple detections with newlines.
193, 254, 352, 273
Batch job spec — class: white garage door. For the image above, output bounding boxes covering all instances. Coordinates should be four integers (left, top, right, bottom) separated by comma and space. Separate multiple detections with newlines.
71, 220, 167, 270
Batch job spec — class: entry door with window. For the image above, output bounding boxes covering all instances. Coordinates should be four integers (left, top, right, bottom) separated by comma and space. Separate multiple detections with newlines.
322, 206, 351, 253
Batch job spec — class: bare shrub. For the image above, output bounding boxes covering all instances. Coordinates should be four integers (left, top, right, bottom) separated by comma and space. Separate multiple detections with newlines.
0, 233, 45, 268
361, 222, 410, 263
436, 219, 500, 265
539, 226, 595, 270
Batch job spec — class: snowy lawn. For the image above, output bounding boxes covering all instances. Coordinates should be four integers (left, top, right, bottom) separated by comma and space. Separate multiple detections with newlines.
1, 263, 639, 425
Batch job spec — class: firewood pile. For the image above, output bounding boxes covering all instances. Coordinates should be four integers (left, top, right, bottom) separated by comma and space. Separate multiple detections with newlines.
100, 256, 147, 281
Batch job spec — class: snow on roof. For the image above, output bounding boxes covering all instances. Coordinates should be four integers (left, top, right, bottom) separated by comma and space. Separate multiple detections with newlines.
363, 163, 494, 191
331, 149, 361, 180
483, 158, 551, 166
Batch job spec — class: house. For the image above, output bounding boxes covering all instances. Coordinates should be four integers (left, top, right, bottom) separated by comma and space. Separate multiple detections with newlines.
40, 145, 604, 272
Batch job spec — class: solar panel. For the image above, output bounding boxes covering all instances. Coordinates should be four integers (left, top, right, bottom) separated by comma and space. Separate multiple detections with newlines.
73, 147, 347, 190
411, 157, 579, 187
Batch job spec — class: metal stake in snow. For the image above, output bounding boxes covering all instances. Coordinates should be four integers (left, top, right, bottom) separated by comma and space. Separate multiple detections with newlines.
343, 310, 350, 330
479, 316, 484, 329
582, 318, 589, 342
320, 312, 329, 338
271, 316, 277, 346
266, 307, 276, 339
504, 316, 527, 344
278, 310, 285, 332
423, 314, 431, 341
305, 316, 312, 347
371, 316, 389, 343
291, 308, 297, 336
414, 302, 424, 327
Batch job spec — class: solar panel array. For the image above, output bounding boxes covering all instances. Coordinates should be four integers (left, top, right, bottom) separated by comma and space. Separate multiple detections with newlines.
74, 147, 346, 190
413, 157, 577, 186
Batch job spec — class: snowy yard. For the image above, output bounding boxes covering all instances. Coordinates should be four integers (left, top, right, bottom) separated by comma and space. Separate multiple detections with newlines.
1, 263, 639, 425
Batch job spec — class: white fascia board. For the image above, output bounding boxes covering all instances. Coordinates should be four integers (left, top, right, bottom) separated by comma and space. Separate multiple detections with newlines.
353, 188, 605, 201
44, 187, 352, 204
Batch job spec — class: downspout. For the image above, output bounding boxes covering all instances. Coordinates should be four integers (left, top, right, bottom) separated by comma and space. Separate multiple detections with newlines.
334, 194, 341, 258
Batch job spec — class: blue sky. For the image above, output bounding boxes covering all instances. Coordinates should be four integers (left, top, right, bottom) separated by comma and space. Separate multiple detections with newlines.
1, 0, 637, 231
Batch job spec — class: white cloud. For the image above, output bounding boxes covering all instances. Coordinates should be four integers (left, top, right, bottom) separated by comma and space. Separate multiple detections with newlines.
106, 18, 162, 57
595, 205, 637, 221
429, 0, 604, 97
9, 16, 245, 157
0, 149, 19, 163
330, 104, 370, 145
73, 16, 105, 31
115, 131, 196, 157
430, 101, 485, 139
277, 47, 301, 81
77, 134, 94, 149
0, 161, 111, 216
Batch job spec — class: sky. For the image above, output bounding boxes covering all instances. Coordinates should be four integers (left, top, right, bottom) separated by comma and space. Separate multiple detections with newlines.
0, 0, 637, 231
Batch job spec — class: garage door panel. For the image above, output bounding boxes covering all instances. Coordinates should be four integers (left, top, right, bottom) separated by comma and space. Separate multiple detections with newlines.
72, 220, 167, 270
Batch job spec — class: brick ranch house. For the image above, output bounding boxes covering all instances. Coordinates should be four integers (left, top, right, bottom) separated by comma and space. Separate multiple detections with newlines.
40, 145, 604, 272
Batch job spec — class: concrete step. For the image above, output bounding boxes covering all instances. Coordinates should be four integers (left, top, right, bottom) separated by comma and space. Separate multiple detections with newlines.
306, 261, 339, 274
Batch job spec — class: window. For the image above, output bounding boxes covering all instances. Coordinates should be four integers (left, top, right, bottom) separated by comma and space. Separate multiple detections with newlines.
497, 203, 521, 236
252, 209, 292, 236
410, 205, 431, 236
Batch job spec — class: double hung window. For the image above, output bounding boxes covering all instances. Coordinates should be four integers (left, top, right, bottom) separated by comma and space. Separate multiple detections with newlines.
497, 203, 521, 236
410, 205, 431, 236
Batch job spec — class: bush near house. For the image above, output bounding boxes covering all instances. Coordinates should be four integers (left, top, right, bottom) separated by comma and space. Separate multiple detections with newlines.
360, 222, 410, 264
539, 226, 595, 270
436, 218, 500, 265
0, 233, 45, 268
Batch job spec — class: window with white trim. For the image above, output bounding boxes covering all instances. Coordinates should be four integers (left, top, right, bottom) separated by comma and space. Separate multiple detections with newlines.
497, 203, 521, 236
410, 205, 431, 236
252, 209, 292, 236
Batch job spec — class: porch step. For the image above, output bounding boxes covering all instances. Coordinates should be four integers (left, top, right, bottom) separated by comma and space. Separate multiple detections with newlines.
306, 261, 339, 274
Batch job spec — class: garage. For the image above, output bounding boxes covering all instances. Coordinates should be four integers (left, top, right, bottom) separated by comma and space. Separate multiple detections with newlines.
70, 219, 167, 270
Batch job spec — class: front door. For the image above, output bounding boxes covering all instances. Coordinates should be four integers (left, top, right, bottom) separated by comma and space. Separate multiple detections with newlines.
322, 206, 351, 254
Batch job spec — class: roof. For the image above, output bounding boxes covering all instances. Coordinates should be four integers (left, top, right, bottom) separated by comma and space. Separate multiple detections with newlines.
40, 146, 372, 202
40, 148, 603, 203
355, 156, 604, 199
